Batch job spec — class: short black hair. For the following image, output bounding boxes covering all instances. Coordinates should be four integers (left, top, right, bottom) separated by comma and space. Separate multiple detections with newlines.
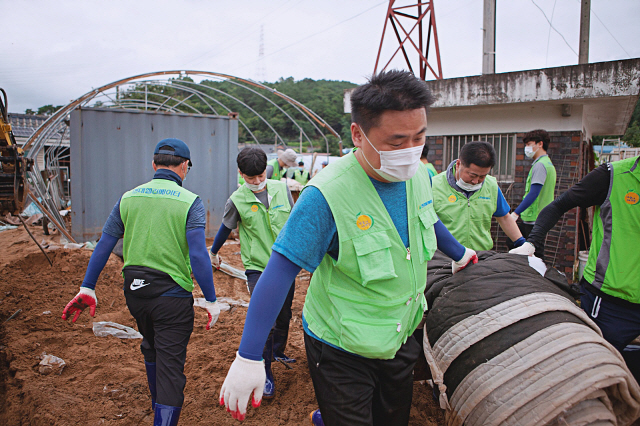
421, 144, 430, 159
154, 146, 188, 167
350, 70, 434, 133
298, 161, 304, 166
523, 129, 550, 151
237, 147, 267, 176
459, 141, 496, 169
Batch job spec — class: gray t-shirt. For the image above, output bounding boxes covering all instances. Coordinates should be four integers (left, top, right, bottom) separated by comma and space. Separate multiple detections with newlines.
222, 186, 295, 229
530, 155, 549, 186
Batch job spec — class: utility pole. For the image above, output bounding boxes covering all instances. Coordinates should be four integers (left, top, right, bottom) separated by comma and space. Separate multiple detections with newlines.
578, 0, 590, 64
482, 0, 496, 74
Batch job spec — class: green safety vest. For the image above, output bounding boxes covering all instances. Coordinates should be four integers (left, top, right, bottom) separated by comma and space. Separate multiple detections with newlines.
432, 170, 498, 251
583, 156, 640, 303
521, 155, 557, 222
238, 173, 245, 185
120, 178, 198, 292
425, 162, 438, 177
294, 169, 310, 185
230, 180, 291, 271
267, 158, 283, 181
304, 152, 437, 359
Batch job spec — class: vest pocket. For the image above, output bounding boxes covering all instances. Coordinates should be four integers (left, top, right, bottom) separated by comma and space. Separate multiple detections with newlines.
417, 207, 438, 263
339, 316, 404, 359
352, 232, 397, 287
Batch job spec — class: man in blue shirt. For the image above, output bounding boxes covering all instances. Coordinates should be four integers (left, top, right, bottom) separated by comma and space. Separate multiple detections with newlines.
61, 139, 219, 426
217, 71, 478, 425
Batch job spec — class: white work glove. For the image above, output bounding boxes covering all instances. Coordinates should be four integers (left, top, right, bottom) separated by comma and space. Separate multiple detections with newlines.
209, 251, 221, 270
205, 301, 220, 330
452, 247, 478, 274
509, 241, 536, 256
62, 287, 97, 322
219, 352, 265, 421
510, 212, 519, 221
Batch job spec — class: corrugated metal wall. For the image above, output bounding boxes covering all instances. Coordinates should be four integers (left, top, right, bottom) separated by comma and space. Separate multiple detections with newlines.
70, 108, 238, 241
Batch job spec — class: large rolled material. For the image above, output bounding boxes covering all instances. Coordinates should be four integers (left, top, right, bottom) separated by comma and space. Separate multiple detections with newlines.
424, 251, 640, 426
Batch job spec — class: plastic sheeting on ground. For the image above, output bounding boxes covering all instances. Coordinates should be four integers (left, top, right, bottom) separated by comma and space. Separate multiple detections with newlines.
424, 251, 640, 426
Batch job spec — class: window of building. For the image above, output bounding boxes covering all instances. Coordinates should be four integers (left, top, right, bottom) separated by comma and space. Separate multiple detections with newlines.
443, 134, 517, 182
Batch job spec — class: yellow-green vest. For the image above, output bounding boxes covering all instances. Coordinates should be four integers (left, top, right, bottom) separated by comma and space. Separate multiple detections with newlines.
268, 158, 283, 181
521, 155, 556, 222
304, 152, 437, 359
120, 178, 198, 292
230, 180, 291, 271
432, 171, 498, 251
583, 156, 640, 303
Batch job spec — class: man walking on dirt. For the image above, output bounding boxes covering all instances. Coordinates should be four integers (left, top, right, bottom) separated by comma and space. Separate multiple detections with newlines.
218, 70, 478, 425
62, 138, 220, 426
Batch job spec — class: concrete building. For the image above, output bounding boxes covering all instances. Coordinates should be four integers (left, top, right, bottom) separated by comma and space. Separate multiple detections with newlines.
421, 59, 640, 278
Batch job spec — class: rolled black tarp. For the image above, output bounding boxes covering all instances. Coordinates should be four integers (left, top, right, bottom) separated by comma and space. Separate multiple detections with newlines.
422, 251, 640, 426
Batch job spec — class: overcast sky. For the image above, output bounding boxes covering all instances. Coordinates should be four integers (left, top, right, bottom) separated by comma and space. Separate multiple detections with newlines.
2, 0, 639, 113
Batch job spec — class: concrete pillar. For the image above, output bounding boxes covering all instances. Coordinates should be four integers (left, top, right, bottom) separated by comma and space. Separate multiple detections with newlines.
482, 0, 496, 74
579, 0, 590, 64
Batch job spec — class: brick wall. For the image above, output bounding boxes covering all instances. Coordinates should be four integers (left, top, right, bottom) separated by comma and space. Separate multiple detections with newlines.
492, 131, 584, 280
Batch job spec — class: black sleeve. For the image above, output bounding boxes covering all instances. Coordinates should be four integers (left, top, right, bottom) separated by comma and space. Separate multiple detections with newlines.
528, 163, 611, 251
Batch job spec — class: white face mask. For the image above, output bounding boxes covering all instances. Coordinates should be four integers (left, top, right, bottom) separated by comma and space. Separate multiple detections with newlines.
456, 178, 483, 192
245, 178, 267, 192
359, 126, 423, 182
524, 145, 538, 159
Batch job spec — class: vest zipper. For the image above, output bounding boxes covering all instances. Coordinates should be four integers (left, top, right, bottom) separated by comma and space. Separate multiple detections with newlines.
406, 247, 411, 260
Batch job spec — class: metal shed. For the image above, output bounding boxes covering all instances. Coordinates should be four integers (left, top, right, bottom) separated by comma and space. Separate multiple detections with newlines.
70, 107, 238, 241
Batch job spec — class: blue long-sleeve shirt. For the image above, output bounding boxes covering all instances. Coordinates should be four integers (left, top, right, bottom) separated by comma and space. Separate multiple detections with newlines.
80, 169, 216, 302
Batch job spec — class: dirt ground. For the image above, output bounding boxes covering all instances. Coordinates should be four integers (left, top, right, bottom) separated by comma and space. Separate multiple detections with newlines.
0, 224, 444, 425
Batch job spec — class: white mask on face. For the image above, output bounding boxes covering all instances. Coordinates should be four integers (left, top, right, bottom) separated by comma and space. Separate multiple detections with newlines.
359, 126, 423, 182
245, 178, 267, 192
456, 178, 483, 192
524, 145, 538, 159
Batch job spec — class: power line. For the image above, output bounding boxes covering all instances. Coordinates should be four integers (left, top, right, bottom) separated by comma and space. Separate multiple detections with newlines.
530, 0, 578, 57
230, 1, 388, 74
544, 0, 558, 67
587, 1, 632, 58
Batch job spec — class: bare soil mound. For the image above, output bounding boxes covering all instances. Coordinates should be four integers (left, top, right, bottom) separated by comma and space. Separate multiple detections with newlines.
0, 225, 443, 425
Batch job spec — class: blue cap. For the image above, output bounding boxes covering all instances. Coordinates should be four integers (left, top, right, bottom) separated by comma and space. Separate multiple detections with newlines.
154, 138, 191, 165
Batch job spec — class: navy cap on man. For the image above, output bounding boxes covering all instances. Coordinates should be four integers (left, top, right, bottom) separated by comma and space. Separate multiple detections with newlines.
154, 138, 192, 166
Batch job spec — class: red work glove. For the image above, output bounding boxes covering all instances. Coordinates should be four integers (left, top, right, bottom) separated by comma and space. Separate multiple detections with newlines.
205, 301, 220, 330
452, 247, 478, 274
62, 287, 97, 322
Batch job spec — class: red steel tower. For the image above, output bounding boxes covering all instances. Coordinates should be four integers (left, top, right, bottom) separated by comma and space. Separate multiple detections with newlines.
374, 1, 443, 80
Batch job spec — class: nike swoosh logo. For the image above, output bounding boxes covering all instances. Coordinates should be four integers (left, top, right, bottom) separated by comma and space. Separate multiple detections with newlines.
130, 280, 151, 291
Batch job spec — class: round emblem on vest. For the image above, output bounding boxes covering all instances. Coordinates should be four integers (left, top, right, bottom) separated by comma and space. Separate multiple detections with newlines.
625, 190, 639, 205
448, 194, 457, 203
251, 204, 259, 212
356, 214, 373, 230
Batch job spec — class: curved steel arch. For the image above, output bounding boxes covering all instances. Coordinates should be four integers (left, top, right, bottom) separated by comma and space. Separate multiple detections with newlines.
23, 70, 341, 235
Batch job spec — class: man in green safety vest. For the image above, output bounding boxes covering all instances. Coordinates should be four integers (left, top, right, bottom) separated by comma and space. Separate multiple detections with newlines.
209, 146, 296, 400
510, 129, 556, 256
420, 143, 438, 178
266, 148, 298, 180
218, 70, 478, 425
511, 156, 640, 379
62, 138, 220, 426
293, 161, 310, 185
432, 141, 526, 251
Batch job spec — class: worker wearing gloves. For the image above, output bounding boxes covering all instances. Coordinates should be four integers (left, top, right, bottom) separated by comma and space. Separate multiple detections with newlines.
511, 156, 640, 377
509, 130, 556, 256
209, 146, 296, 400
266, 148, 298, 180
218, 70, 477, 425
62, 138, 219, 426
432, 141, 525, 251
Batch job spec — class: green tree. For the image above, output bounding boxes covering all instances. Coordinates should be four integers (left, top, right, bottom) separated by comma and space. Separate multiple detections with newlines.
623, 122, 640, 147
37, 104, 63, 115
